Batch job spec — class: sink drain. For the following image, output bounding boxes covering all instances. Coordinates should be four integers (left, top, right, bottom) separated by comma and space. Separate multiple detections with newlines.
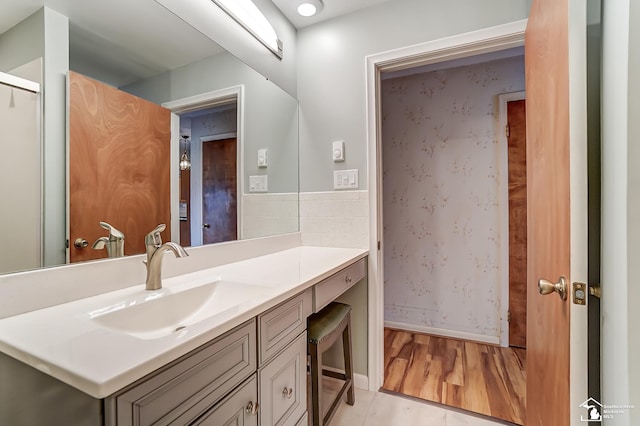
174, 325, 187, 332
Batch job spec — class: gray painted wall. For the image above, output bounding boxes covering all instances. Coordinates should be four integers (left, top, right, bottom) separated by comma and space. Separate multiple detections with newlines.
42, 8, 68, 268
123, 51, 298, 195
602, 0, 640, 422
0, 8, 68, 268
296, 0, 530, 192
157, 0, 297, 97
0, 9, 44, 73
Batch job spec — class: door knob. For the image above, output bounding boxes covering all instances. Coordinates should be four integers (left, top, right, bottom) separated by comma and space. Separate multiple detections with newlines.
203, 223, 211, 229
74, 238, 89, 249
538, 276, 567, 300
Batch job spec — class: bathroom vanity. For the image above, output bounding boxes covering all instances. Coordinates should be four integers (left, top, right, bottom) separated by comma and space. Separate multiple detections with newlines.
0, 246, 367, 426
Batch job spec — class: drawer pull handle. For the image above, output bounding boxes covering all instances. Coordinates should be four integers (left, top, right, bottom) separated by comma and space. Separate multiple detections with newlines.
246, 401, 259, 415
282, 387, 293, 399
345, 276, 352, 284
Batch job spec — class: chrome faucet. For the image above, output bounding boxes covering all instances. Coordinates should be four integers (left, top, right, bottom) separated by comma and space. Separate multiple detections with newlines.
92, 222, 125, 258
144, 224, 188, 290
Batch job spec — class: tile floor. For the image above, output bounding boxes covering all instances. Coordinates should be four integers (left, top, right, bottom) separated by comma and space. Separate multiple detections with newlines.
322, 379, 514, 426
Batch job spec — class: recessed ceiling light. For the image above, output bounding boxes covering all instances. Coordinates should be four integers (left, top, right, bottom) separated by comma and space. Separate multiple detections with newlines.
297, 0, 323, 17
297, 3, 316, 16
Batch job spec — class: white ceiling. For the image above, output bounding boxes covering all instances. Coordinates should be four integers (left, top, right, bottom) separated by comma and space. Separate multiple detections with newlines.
271, 0, 395, 28
0, 0, 395, 86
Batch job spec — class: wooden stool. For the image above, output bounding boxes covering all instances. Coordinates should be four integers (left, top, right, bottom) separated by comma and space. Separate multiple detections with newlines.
307, 302, 355, 426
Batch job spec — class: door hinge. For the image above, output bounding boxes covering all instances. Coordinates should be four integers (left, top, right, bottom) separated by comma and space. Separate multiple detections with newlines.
507, 310, 511, 323
377, 241, 381, 251
505, 124, 510, 138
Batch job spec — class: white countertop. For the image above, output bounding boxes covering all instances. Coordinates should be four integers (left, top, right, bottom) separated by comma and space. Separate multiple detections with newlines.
0, 246, 367, 399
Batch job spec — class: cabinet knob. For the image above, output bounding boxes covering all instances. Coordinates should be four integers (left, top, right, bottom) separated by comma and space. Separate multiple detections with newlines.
246, 401, 259, 415
345, 276, 352, 284
282, 387, 293, 399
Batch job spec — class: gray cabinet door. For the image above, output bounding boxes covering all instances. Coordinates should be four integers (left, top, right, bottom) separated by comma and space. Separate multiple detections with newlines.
259, 289, 312, 366
191, 375, 258, 426
259, 333, 307, 426
108, 319, 256, 425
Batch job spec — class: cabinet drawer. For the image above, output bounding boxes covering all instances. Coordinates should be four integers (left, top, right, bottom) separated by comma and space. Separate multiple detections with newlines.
259, 332, 307, 426
110, 319, 256, 426
258, 289, 311, 365
313, 258, 366, 312
191, 375, 258, 426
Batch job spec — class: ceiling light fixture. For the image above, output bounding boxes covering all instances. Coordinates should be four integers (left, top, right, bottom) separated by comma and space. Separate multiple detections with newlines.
297, 0, 323, 17
212, 0, 283, 58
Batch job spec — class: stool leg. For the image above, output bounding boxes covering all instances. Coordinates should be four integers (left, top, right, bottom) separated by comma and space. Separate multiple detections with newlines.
343, 314, 355, 405
310, 342, 323, 426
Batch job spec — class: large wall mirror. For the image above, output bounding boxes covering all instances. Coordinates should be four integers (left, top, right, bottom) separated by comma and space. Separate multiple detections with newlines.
0, 0, 299, 275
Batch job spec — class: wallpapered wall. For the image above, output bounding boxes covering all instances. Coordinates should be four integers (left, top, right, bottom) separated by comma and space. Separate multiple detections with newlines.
382, 56, 525, 341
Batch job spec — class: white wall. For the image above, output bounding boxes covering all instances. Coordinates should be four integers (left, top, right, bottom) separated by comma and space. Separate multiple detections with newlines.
296, 0, 530, 192
0, 60, 42, 274
381, 56, 524, 342
601, 0, 640, 423
42, 7, 68, 267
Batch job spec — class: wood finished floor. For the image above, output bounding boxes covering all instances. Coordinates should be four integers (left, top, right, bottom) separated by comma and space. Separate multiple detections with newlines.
382, 328, 526, 425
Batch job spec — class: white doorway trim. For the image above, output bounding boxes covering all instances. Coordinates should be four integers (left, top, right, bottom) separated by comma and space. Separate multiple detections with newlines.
497, 90, 526, 347
162, 86, 244, 245
364, 19, 527, 392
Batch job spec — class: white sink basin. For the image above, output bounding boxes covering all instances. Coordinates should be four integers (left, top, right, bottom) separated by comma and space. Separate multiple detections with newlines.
89, 279, 268, 340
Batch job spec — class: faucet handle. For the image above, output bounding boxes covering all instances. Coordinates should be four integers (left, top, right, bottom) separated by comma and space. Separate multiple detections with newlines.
99, 221, 124, 239
145, 224, 166, 248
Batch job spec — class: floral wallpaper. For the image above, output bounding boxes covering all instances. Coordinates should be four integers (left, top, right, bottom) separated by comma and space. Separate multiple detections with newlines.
382, 56, 525, 339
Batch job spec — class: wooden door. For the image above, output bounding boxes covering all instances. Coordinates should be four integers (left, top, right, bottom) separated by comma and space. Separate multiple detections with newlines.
508, 100, 527, 348
202, 138, 237, 244
68, 71, 171, 263
180, 169, 191, 247
525, 0, 587, 424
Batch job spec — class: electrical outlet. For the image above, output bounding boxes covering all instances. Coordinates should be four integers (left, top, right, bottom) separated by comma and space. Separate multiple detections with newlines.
249, 175, 268, 192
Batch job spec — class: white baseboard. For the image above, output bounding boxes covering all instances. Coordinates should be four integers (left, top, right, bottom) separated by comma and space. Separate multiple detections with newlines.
384, 321, 500, 346
354, 373, 369, 390
322, 366, 369, 390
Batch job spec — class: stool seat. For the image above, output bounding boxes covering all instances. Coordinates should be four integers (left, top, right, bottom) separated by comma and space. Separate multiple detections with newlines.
308, 303, 351, 344
308, 302, 355, 426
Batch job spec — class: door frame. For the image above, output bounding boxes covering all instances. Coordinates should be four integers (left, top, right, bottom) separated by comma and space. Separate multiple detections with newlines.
365, 19, 527, 392
366, 16, 589, 423
162, 86, 244, 244
498, 90, 526, 348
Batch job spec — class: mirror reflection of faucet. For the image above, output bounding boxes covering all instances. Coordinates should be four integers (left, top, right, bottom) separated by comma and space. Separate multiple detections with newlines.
92, 222, 125, 258
143, 224, 188, 290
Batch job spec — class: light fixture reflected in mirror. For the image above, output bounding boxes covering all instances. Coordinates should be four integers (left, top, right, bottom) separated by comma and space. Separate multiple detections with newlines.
297, 0, 323, 17
179, 135, 191, 171
212, 0, 283, 58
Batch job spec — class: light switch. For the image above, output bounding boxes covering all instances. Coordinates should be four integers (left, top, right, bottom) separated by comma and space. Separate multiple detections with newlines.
333, 169, 358, 190
258, 149, 268, 168
333, 141, 344, 162
249, 175, 268, 192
